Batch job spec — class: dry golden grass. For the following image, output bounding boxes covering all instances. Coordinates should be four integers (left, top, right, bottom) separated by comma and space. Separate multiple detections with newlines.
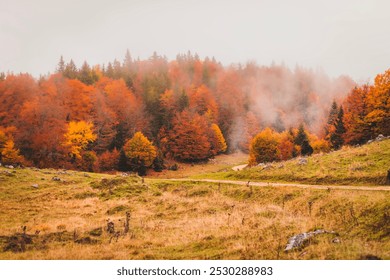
0, 166, 388, 260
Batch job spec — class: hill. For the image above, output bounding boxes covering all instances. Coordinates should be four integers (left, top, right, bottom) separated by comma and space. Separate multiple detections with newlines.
0, 163, 389, 260
196, 139, 390, 186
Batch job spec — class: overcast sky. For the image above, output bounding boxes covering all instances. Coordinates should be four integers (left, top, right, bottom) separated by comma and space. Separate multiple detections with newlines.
1, 0, 389, 82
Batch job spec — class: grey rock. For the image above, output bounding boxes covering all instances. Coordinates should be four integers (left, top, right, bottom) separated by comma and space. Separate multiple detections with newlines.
285, 229, 337, 251
298, 158, 308, 165
31, 184, 39, 188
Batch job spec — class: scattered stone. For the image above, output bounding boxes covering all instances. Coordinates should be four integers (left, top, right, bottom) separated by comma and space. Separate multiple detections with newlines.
332, 238, 341, 243
57, 171, 68, 175
284, 229, 337, 251
83, 173, 91, 178
367, 140, 373, 144
5, 165, 14, 169
298, 158, 308, 165
262, 164, 273, 170
31, 184, 39, 189
375, 134, 385, 142
277, 163, 284, 169
51, 176, 61, 181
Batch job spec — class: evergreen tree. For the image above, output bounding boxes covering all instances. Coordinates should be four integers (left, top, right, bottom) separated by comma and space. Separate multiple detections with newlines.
56, 56, 65, 73
295, 124, 313, 156
63, 59, 78, 79
330, 106, 346, 149
325, 100, 338, 140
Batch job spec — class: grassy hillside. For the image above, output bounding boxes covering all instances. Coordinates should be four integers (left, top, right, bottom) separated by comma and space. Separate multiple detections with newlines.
196, 140, 390, 186
0, 165, 389, 259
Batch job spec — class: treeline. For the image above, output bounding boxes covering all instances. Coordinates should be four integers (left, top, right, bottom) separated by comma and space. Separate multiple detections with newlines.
0, 51, 388, 172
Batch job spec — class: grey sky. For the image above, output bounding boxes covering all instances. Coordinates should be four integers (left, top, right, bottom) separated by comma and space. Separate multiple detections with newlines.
1, 0, 389, 81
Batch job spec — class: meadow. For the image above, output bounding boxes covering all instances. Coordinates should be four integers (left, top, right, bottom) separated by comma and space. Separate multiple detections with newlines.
0, 146, 389, 259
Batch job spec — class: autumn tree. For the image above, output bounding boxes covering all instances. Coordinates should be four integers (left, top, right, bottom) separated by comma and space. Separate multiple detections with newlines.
277, 131, 294, 160
63, 121, 97, 160
160, 111, 211, 161
98, 148, 120, 171
209, 123, 227, 156
343, 85, 371, 144
249, 128, 280, 165
0, 130, 24, 165
123, 132, 157, 175
365, 69, 390, 136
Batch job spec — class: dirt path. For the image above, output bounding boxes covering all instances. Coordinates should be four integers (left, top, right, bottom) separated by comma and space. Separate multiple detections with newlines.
159, 178, 390, 191
231, 164, 248, 171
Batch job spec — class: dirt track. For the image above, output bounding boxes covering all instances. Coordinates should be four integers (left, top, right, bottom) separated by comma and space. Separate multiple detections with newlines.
162, 178, 390, 191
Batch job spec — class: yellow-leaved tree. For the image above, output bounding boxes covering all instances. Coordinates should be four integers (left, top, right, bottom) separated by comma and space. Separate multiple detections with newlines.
63, 121, 97, 160
0, 129, 25, 165
209, 123, 227, 155
123, 132, 156, 175
249, 127, 280, 166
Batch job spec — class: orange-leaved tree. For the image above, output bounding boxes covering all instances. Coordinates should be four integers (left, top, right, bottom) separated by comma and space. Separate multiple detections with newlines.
159, 110, 211, 161
365, 69, 390, 136
123, 132, 156, 175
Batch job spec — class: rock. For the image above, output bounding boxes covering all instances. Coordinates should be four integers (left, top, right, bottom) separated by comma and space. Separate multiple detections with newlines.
367, 140, 373, 144
298, 158, 308, 165
285, 229, 337, 251
5, 165, 14, 169
332, 238, 341, 243
262, 164, 273, 170
375, 134, 385, 142
83, 173, 91, 178
31, 184, 39, 188
52, 176, 61, 181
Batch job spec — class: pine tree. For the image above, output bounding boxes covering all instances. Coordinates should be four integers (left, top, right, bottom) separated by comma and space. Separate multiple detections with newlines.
56, 56, 65, 73
63, 59, 78, 79
325, 100, 338, 140
330, 106, 346, 149
295, 124, 313, 156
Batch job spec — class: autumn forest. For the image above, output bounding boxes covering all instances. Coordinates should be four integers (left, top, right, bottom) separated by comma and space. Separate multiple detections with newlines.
0, 51, 389, 174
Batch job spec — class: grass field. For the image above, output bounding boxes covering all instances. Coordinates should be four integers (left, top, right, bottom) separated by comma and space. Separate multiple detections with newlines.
0, 162, 389, 259
195, 140, 390, 186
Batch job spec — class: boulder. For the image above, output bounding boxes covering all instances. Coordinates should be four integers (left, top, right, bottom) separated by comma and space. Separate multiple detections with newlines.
285, 229, 337, 251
